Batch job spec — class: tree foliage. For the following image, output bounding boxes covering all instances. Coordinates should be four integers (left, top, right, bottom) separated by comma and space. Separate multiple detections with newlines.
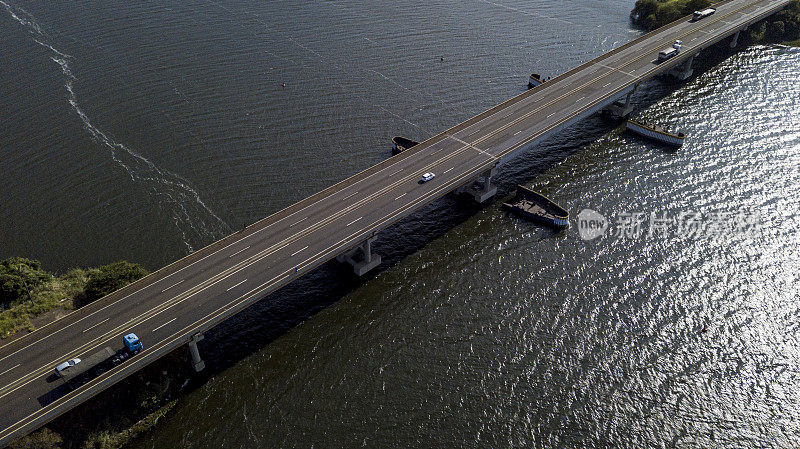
631, 0, 800, 44
0, 257, 52, 307
631, 0, 712, 30
83, 261, 149, 304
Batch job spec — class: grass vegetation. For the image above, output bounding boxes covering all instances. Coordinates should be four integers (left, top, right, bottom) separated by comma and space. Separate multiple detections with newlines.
10, 399, 178, 449
78, 400, 177, 449
0, 257, 148, 338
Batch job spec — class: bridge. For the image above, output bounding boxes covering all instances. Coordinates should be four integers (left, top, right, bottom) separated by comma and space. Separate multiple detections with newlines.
0, 0, 791, 444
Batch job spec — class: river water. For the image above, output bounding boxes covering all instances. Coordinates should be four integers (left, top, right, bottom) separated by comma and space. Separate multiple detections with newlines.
2, 0, 800, 447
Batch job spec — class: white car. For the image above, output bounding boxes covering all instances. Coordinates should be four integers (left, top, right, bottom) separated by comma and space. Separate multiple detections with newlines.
54, 358, 81, 377
420, 172, 435, 183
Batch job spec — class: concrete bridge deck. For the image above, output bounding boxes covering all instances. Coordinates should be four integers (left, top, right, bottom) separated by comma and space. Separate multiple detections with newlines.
0, 0, 791, 444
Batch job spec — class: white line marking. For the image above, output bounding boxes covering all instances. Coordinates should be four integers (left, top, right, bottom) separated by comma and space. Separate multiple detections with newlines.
160, 280, 184, 293
289, 217, 307, 228
342, 191, 358, 201
152, 318, 177, 333
82, 318, 109, 334
0, 364, 19, 377
291, 246, 309, 257
346, 217, 363, 227
513, 130, 522, 136
547, 111, 557, 118
226, 279, 248, 292
228, 245, 251, 257
443, 167, 454, 174
596, 62, 637, 78
390, 168, 403, 177
395, 193, 407, 201
447, 135, 496, 160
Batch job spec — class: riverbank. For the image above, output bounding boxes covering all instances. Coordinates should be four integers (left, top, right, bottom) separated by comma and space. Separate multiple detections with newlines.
0, 257, 190, 449
10, 350, 193, 449
0, 258, 147, 339
630, 0, 800, 46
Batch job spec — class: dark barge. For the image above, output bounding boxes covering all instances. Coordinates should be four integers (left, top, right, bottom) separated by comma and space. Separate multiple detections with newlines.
502, 185, 569, 229
391, 136, 419, 155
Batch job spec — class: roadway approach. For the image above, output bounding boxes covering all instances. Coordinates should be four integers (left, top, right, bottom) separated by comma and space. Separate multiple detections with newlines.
0, 0, 792, 444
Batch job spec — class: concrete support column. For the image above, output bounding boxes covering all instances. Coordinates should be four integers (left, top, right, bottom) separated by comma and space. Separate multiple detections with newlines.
188, 333, 205, 372
605, 84, 638, 118
470, 167, 498, 203
730, 30, 741, 48
669, 55, 694, 81
336, 234, 382, 276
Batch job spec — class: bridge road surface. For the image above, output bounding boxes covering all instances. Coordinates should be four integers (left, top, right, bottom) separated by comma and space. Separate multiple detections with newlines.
0, 0, 791, 444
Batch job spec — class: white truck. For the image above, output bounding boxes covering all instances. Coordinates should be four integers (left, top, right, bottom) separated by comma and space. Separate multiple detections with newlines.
658, 40, 683, 62
692, 8, 716, 21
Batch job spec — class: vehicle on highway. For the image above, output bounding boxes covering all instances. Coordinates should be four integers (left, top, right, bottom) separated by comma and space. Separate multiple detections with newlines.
658, 40, 683, 62
55, 333, 143, 386
420, 172, 435, 183
123, 333, 143, 353
692, 8, 716, 21
54, 358, 81, 378
658, 46, 679, 62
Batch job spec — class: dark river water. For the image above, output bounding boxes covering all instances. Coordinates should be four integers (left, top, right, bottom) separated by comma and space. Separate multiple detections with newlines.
2, 0, 800, 447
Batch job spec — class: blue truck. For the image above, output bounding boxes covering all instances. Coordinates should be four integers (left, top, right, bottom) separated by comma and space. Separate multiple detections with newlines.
55, 333, 143, 386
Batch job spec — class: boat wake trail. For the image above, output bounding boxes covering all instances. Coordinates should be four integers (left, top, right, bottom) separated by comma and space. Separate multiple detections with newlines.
0, 0, 231, 253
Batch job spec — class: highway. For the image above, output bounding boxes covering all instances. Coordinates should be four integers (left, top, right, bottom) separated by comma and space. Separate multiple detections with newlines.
0, 0, 792, 444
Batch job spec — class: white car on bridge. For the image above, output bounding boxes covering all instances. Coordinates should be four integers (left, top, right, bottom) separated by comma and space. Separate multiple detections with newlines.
420, 172, 435, 183
54, 358, 81, 377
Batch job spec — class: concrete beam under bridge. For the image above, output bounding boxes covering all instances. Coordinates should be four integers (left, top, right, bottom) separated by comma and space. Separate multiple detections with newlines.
337, 234, 382, 276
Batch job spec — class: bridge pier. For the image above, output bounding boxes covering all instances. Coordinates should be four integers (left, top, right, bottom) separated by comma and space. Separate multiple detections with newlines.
188, 333, 205, 372
605, 84, 639, 118
731, 30, 741, 48
668, 55, 694, 81
468, 166, 498, 203
337, 234, 381, 276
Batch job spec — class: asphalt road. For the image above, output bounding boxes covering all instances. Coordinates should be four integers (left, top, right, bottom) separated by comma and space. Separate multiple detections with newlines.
0, 0, 791, 444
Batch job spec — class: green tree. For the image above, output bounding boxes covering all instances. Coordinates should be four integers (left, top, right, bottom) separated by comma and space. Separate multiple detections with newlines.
684, 0, 712, 14
631, 0, 660, 28
82, 261, 149, 304
0, 257, 52, 307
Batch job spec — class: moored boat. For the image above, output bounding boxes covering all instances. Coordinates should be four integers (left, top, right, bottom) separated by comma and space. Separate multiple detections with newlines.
528, 73, 544, 88
391, 136, 419, 155
626, 119, 685, 147
502, 185, 569, 229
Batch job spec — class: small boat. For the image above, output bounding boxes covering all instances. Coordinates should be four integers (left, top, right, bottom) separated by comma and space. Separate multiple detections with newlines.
626, 119, 685, 147
391, 136, 419, 155
527, 73, 545, 88
502, 185, 569, 229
